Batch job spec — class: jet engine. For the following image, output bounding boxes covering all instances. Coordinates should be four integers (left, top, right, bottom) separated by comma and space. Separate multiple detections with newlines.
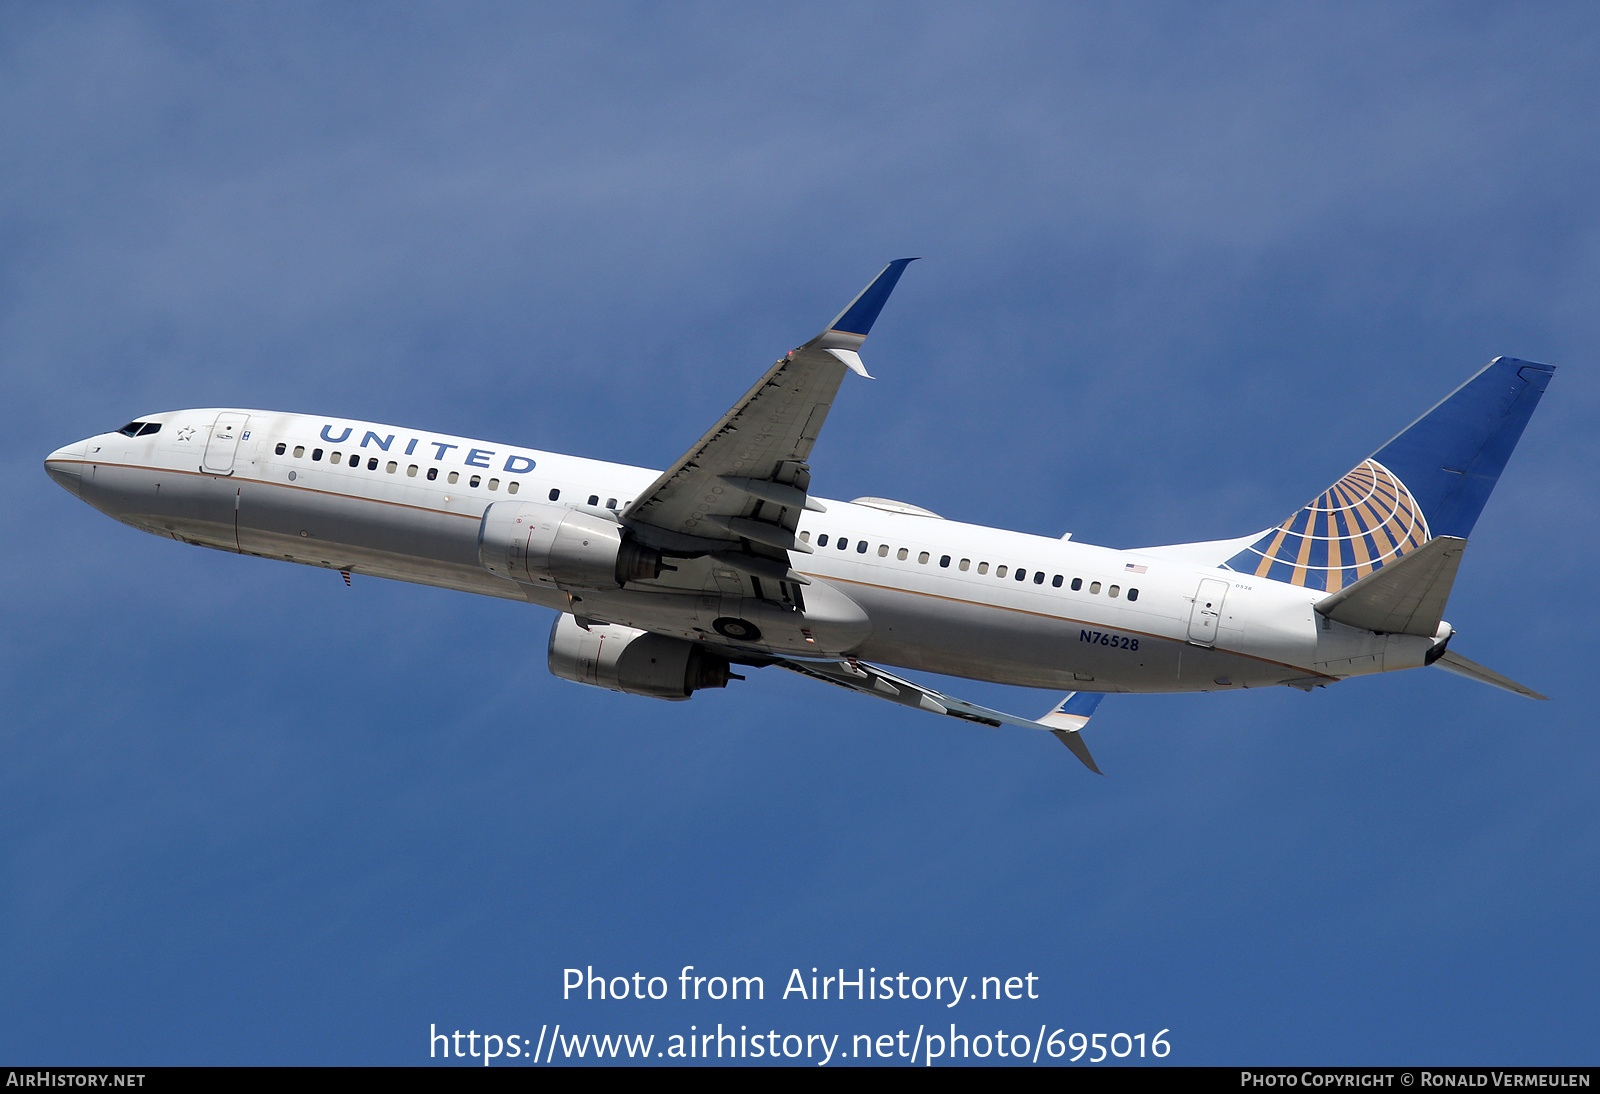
547, 613, 737, 701
478, 501, 664, 591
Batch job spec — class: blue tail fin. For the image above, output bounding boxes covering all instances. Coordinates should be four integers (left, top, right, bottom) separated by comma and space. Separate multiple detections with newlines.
1226, 357, 1554, 592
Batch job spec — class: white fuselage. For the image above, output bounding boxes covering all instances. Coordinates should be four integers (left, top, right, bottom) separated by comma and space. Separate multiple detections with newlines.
45, 408, 1436, 694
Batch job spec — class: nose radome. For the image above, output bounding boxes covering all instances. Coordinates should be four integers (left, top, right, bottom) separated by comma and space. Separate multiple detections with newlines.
44, 439, 89, 497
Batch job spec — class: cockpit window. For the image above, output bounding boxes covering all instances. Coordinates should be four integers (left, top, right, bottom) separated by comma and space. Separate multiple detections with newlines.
138, 422, 161, 436
118, 421, 146, 437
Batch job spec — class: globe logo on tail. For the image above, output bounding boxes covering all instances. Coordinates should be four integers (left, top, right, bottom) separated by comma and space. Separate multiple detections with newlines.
1226, 459, 1429, 593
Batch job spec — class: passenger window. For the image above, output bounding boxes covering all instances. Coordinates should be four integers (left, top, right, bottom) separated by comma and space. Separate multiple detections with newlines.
977, 562, 989, 574
588, 494, 599, 506
1052, 575, 1063, 587
897, 548, 908, 561
469, 475, 482, 488
331, 452, 342, 465
857, 541, 868, 554
996, 565, 1008, 578
448, 471, 460, 485
312, 448, 323, 461
427, 467, 438, 481
386, 461, 397, 473
293, 445, 305, 458
818, 534, 829, 547
549, 488, 560, 501
275, 443, 286, 455
606, 498, 617, 509
406, 465, 418, 477
939, 555, 950, 567
1128, 588, 1139, 602
959, 559, 970, 571
1034, 571, 1045, 584
488, 478, 500, 491
918, 551, 930, 564
878, 544, 889, 557
1109, 585, 1120, 598
367, 457, 378, 470
1016, 569, 1027, 581
1071, 578, 1082, 591
508, 482, 519, 494
1090, 581, 1101, 594
838, 538, 849, 550
799, 531, 811, 542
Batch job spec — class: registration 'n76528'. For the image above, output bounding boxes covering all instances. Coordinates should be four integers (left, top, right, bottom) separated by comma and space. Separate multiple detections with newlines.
1080, 630, 1138, 651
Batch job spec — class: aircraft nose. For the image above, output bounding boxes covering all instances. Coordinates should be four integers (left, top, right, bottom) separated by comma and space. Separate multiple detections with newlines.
44, 439, 89, 497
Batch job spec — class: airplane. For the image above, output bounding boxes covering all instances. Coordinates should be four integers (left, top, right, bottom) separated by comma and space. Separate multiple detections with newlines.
43, 260, 1554, 773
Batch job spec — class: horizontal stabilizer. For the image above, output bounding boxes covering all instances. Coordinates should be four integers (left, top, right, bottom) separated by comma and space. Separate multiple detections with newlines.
1315, 535, 1466, 636
1434, 650, 1547, 700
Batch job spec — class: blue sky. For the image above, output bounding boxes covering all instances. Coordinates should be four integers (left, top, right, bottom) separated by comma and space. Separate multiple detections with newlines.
3, 3, 1596, 1066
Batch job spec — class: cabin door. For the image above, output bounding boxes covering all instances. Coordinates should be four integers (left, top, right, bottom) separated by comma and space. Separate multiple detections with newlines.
1187, 578, 1230, 646
203, 412, 250, 474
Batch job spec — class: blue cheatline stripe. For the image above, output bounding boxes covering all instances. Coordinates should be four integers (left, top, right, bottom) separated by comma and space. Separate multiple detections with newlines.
829, 258, 919, 337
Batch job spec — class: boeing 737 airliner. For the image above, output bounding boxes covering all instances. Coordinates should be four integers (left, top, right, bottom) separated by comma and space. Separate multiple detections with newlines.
44, 261, 1553, 771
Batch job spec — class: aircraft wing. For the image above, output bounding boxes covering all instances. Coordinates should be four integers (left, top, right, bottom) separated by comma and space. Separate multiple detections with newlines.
773, 656, 1105, 773
621, 260, 917, 585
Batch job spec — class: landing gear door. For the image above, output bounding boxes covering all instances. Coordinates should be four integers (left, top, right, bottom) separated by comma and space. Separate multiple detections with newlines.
1187, 577, 1230, 646
203, 412, 250, 475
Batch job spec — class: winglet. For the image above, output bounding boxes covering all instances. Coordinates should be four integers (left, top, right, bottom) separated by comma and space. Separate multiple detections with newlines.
818, 259, 919, 343
1038, 692, 1105, 774
1039, 691, 1104, 731
1050, 729, 1102, 774
826, 347, 873, 378
828, 258, 918, 337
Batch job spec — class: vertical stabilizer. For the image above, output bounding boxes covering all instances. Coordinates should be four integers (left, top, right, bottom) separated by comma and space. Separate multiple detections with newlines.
1226, 357, 1553, 592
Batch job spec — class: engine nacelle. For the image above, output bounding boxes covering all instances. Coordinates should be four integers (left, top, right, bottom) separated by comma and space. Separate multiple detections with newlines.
478, 501, 664, 591
547, 614, 736, 701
